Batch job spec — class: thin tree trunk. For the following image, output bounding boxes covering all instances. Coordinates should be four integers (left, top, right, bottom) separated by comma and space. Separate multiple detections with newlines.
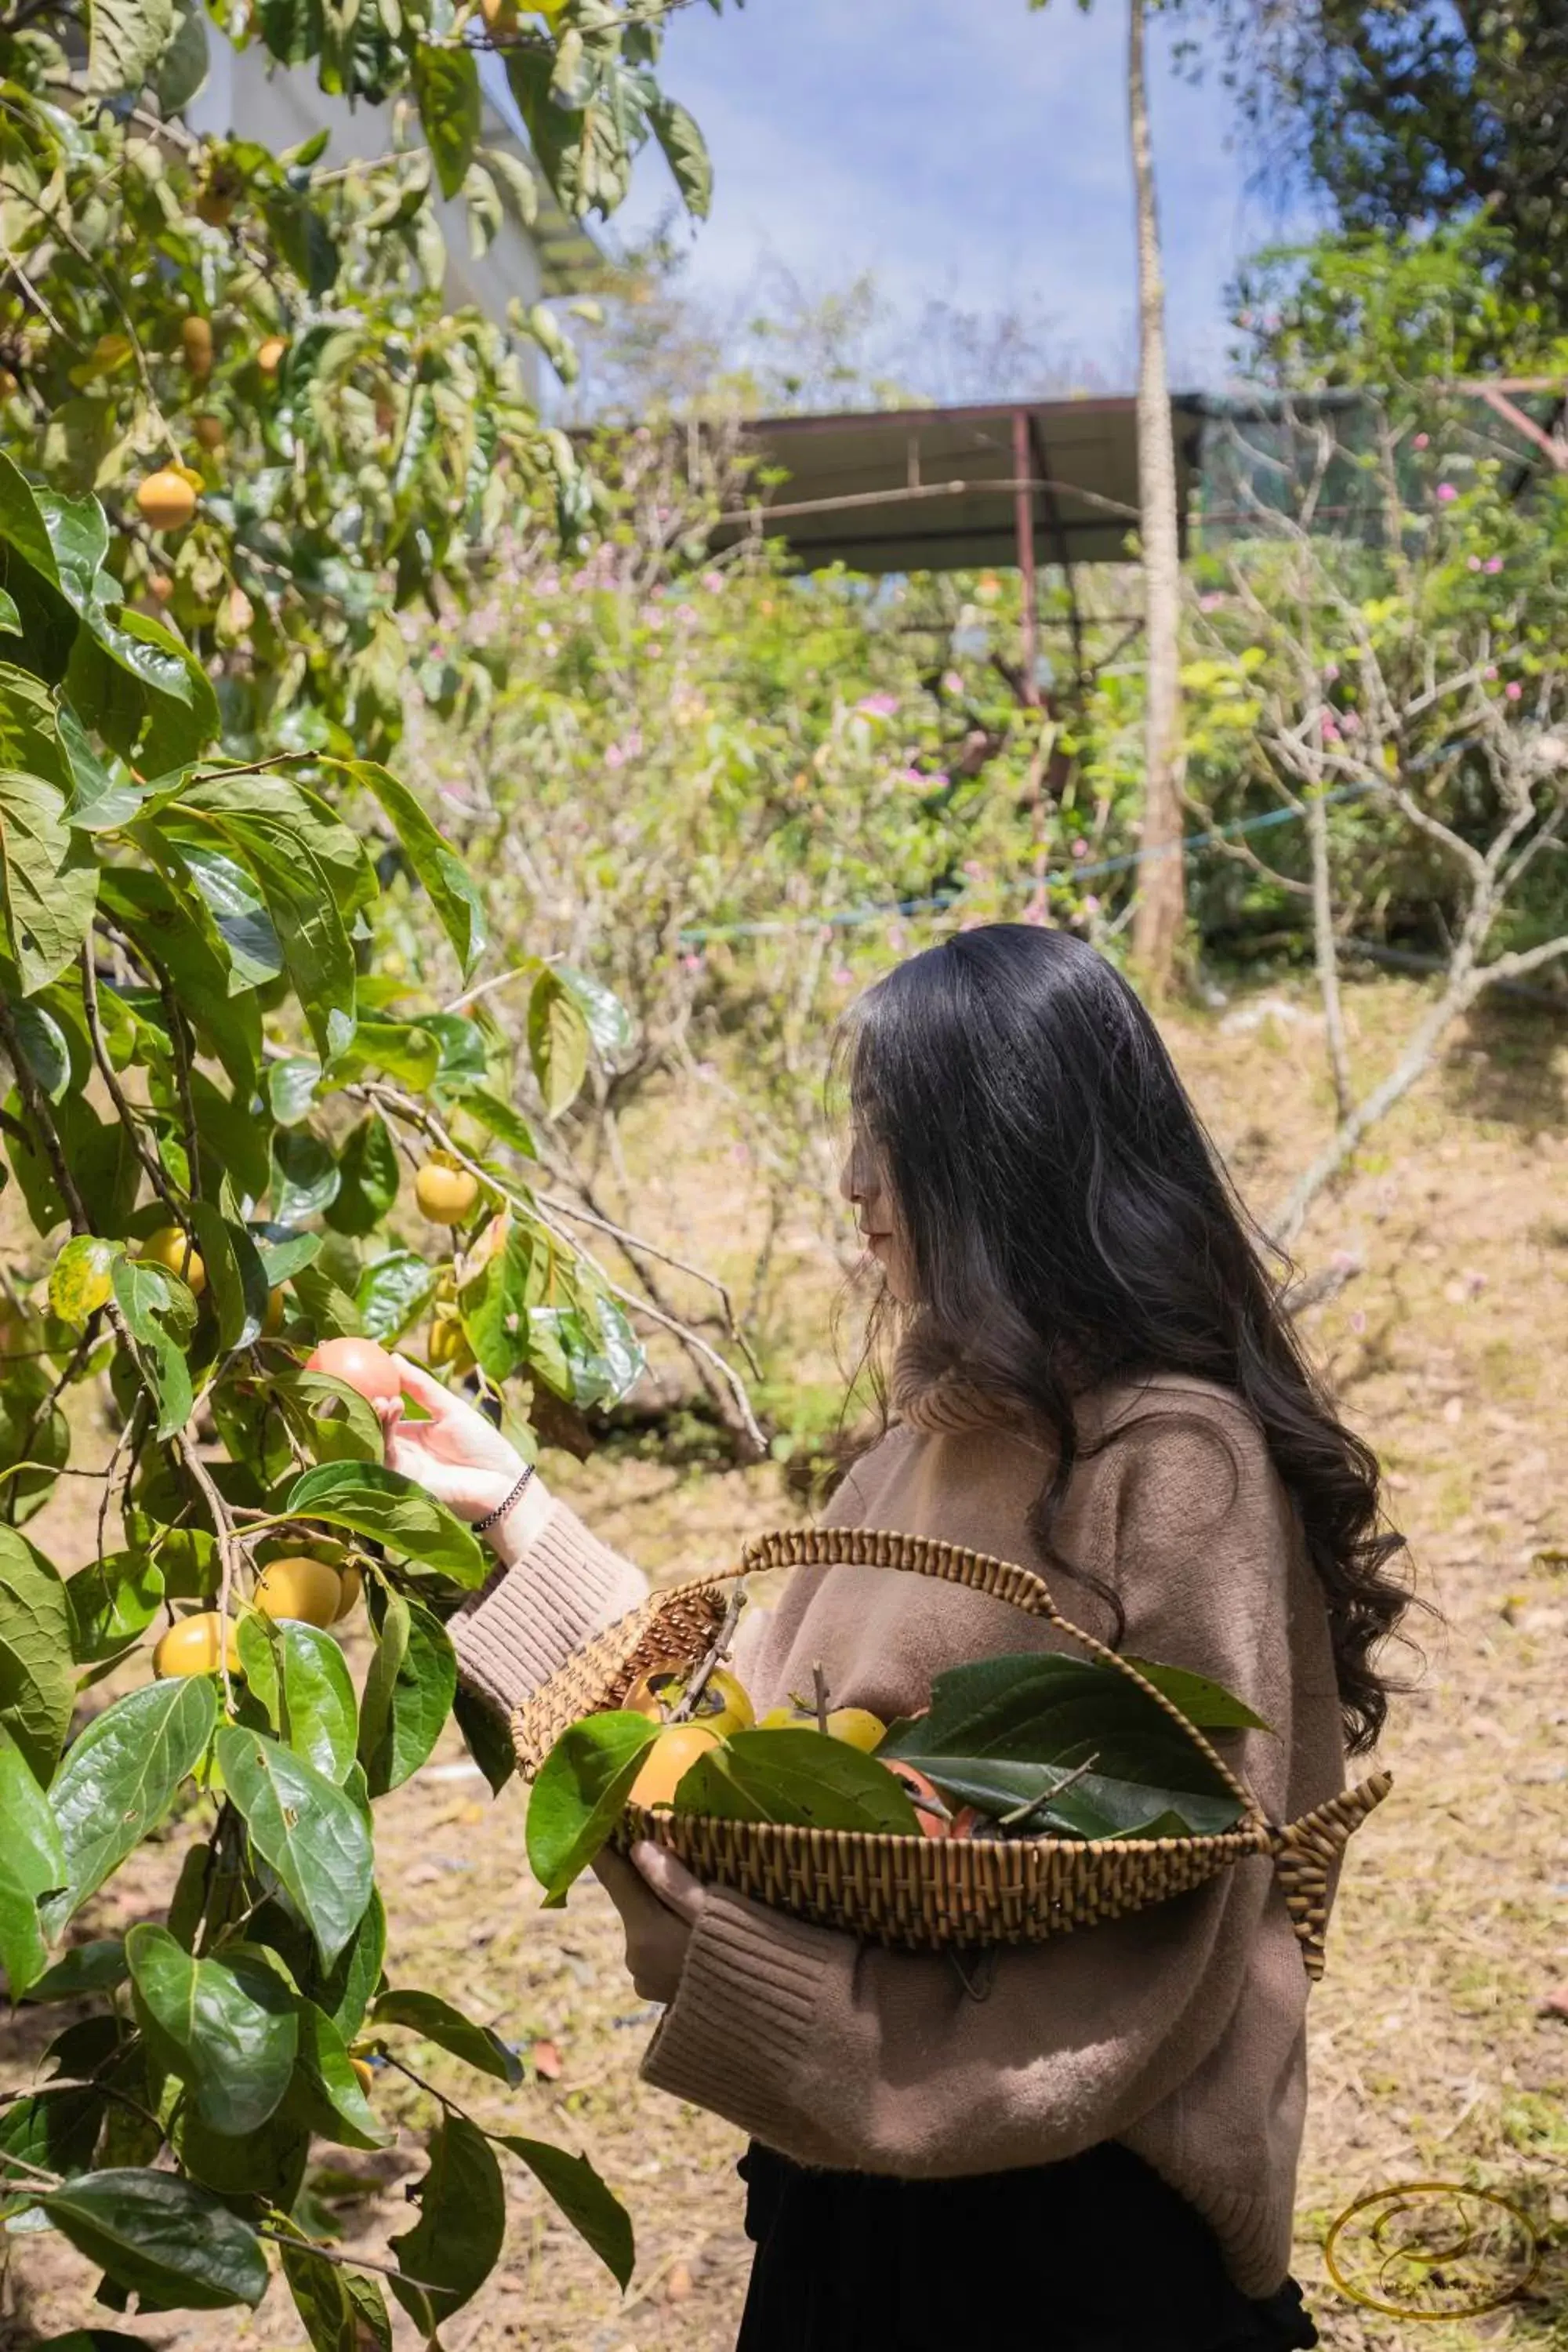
1306, 784, 1355, 1119
1127, 0, 1185, 996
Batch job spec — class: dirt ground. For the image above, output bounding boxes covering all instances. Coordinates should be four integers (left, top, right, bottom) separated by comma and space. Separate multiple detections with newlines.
4, 974, 1566, 2352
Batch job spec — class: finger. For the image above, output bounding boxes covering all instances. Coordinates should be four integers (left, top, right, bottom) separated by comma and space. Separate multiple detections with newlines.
375, 1396, 404, 1437
391, 1355, 458, 1416
631, 1840, 705, 1923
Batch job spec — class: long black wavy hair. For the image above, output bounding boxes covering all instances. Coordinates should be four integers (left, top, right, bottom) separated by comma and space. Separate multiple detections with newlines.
842, 924, 1424, 1759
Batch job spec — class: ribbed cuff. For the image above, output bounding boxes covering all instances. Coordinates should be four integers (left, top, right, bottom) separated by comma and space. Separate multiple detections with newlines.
448, 1497, 647, 1719
641, 1889, 842, 2158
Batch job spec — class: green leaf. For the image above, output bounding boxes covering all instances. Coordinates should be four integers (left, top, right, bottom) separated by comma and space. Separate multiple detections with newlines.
358, 1593, 454, 1795
47, 1234, 121, 1327
453, 1685, 514, 1795
343, 760, 486, 975
191, 1073, 272, 1205
452, 1084, 537, 1160
9, 997, 71, 1099
0, 770, 100, 994
1121, 1657, 1274, 1733
166, 839, 284, 987
412, 45, 482, 201
371, 1987, 521, 2086
356, 1247, 439, 1343
895, 1751, 1246, 1841
283, 1370, 383, 1462
457, 1213, 532, 1381
281, 2242, 392, 2352
25, 1938, 129, 2002
174, 2100, 310, 2207
495, 2134, 633, 2290
527, 968, 590, 1116
316, 1883, 385, 2042
0, 2087, 104, 2198
98, 867, 260, 1095
153, 0, 209, 110
267, 1056, 321, 1126
86, 0, 176, 95
647, 95, 712, 217
110, 1254, 193, 1440
255, 1231, 321, 1288
389, 2113, 506, 2332
274, 1617, 358, 1782
675, 1728, 924, 1835
65, 1552, 163, 1662
43, 2169, 269, 2310
191, 1199, 270, 1351
331, 1017, 441, 1093
524, 1711, 659, 1904
421, 1010, 488, 1085
324, 1112, 398, 1237
284, 1461, 486, 1584
285, 1997, 391, 2151
44, 1675, 217, 1932
126, 1925, 298, 2136
59, 706, 143, 832
270, 1127, 340, 1223
0, 1726, 67, 1994
880, 1653, 1246, 1840
554, 964, 633, 1062
214, 1725, 373, 1969
0, 1528, 74, 1784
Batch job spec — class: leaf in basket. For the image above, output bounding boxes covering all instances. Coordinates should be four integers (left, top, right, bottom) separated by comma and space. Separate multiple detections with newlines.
909, 1754, 1246, 1841
1120, 1658, 1273, 1733
880, 1653, 1244, 1838
525, 1711, 659, 1906
672, 1727, 923, 1835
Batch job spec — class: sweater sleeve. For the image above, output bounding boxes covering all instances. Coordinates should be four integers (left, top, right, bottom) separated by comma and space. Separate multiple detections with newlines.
641, 1407, 1302, 2177
448, 1496, 649, 1719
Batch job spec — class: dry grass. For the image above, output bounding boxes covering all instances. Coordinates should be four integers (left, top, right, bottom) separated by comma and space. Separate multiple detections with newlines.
5, 974, 1566, 2352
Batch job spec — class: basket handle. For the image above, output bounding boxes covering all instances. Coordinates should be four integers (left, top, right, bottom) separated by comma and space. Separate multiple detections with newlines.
737, 1526, 1260, 1818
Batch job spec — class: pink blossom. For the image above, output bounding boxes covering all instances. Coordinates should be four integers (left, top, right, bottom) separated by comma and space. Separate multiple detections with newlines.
1484, 556, 1504, 575
1197, 591, 1225, 613
1505, 680, 1523, 701
923, 770, 949, 791
887, 926, 907, 952
856, 692, 898, 718
941, 670, 964, 696
1322, 662, 1340, 684
962, 859, 984, 879
1414, 433, 1429, 450
676, 604, 699, 626
1468, 555, 1483, 572
1341, 710, 1360, 733
1484, 664, 1499, 681
623, 731, 643, 757
604, 744, 625, 770
832, 964, 853, 986
681, 952, 703, 975
1071, 838, 1088, 859
1436, 481, 1458, 503
1083, 894, 1101, 914
538, 572, 559, 597
702, 570, 724, 593
1321, 714, 1342, 742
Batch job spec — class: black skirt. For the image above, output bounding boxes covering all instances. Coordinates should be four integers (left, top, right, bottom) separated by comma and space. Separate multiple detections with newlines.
735, 2140, 1320, 2352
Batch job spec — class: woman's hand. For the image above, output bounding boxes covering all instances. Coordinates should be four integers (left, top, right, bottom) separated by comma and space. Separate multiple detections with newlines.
592, 1842, 706, 2004
377, 1356, 549, 1548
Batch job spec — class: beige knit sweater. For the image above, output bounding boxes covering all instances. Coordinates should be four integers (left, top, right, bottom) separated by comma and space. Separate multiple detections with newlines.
450, 1369, 1348, 2299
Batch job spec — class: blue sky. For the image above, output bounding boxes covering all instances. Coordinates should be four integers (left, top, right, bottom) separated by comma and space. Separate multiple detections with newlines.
611, 0, 1324, 391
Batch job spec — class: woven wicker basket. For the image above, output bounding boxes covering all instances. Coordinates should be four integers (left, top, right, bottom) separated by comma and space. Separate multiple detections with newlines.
511, 1526, 1392, 1979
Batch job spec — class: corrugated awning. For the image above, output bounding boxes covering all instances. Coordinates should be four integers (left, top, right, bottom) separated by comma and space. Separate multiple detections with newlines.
712, 396, 1210, 572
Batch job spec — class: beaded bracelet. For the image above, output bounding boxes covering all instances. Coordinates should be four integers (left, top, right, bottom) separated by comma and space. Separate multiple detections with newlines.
473, 1462, 536, 1536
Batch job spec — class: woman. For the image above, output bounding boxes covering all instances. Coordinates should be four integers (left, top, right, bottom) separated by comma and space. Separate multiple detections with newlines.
378, 926, 1417, 2351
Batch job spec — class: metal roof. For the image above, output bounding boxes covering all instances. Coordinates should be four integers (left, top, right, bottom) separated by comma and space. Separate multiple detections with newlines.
713, 396, 1210, 572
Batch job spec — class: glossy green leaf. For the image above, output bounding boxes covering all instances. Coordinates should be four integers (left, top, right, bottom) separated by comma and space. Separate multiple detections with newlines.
285, 1997, 391, 2150
43, 2168, 270, 2310
0, 1725, 66, 1994
553, 963, 634, 1061
343, 760, 486, 975
412, 45, 481, 201
97, 867, 260, 1095
283, 1461, 486, 1584
324, 1112, 398, 1236
1121, 1657, 1275, 1733
0, 768, 100, 994
647, 95, 712, 219
281, 2241, 392, 2352
371, 1987, 521, 2085
44, 1675, 216, 1932
0, 1529, 74, 1784
527, 968, 590, 1116
457, 1213, 532, 1381
214, 1725, 373, 1968
524, 1710, 659, 1904
675, 1727, 924, 1835
126, 1925, 298, 2136
389, 2113, 506, 2332
168, 838, 284, 988
356, 1247, 440, 1342
86, 0, 175, 96
496, 2133, 633, 2289
9, 997, 71, 1099
267, 1056, 321, 1126
25, 1938, 128, 2002
272, 1617, 358, 1782
0, 2087, 103, 2199
358, 1592, 453, 1795
452, 1084, 537, 1160
270, 1127, 340, 1223
65, 1551, 163, 1662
